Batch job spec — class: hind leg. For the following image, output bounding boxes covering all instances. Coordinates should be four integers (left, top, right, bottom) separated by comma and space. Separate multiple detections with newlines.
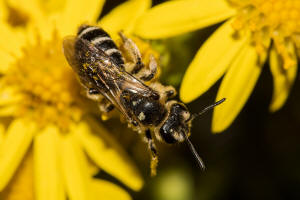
145, 129, 158, 176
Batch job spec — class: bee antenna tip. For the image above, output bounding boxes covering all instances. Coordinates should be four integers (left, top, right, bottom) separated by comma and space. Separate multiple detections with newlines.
183, 133, 206, 171
190, 98, 226, 121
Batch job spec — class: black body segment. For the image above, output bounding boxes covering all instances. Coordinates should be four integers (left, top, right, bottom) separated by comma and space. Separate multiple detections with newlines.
78, 25, 109, 40
78, 25, 124, 66
120, 89, 166, 126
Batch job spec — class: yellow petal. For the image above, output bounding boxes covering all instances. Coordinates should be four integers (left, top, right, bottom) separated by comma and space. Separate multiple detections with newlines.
57, 0, 105, 37
35, 0, 66, 15
73, 118, 143, 191
5, 0, 51, 40
0, 105, 18, 116
134, 0, 236, 39
92, 179, 131, 200
269, 45, 298, 112
6, 0, 44, 23
99, 0, 151, 37
0, 118, 35, 190
0, 124, 4, 145
0, 24, 26, 57
0, 148, 34, 200
0, 51, 14, 74
0, 1, 8, 22
212, 40, 269, 133
0, 23, 25, 73
34, 125, 65, 200
0, 86, 22, 106
60, 133, 92, 200
180, 19, 248, 103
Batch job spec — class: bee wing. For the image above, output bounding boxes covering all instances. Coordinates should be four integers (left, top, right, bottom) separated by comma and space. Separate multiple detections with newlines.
93, 63, 159, 124
63, 36, 158, 124
63, 35, 156, 99
117, 71, 159, 98
99, 69, 158, 102
92, 71, 137, 123
63, 36, 81, 73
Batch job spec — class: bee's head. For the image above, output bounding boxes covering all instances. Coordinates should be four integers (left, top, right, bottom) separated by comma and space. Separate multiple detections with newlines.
154, 101, 205, 170
155, 101, 191, 144
154, 101, 206, 170
154, 98, 225, 170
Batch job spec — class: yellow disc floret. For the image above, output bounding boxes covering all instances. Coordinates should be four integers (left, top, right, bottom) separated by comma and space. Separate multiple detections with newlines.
3, 33, 85, 131
229, 0, 300, 69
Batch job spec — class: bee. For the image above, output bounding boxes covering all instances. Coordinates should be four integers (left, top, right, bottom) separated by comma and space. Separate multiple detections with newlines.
63, 24, 225, 176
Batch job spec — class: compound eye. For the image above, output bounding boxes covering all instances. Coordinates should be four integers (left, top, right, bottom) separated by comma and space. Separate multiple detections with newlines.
159, 124, 177, 144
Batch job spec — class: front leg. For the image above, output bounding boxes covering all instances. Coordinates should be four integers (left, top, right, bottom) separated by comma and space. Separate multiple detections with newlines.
145, 129, 158, 176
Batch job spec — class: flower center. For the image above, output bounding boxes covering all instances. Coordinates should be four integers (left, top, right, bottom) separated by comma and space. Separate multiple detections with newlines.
3, 33, 87, 131
229, 0, 300, 68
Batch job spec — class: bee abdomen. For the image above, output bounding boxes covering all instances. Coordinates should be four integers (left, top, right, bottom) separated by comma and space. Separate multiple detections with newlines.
77, 25, 124, 66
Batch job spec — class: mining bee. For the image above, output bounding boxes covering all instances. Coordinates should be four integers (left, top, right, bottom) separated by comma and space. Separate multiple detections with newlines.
63, 24, 225, 175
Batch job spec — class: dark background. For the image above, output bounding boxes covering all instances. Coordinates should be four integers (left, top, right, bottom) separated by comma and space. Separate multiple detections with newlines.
98, 1, 300, 200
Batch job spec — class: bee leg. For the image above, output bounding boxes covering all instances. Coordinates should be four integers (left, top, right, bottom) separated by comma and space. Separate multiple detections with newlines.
86, 88, 103, 101
119, 32, 158, 81
137, 54, 158, 82
89, 88, 99, 94
124, 61, 143, 75
145, 129, 158, 176
119, 32, 144, 74
149, 82, 176, 101
98, 98, 115, 120
98, 100, 115, 113
165, 87, 176, 99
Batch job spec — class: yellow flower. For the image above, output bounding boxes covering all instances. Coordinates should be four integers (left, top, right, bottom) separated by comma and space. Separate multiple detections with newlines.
133, 0, 300, 133
0, 0, 151, 199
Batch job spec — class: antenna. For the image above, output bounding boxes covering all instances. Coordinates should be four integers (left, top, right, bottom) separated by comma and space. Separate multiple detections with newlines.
183, 133, 206, 170
183, 98, 226, 170
189, 98, 226, 121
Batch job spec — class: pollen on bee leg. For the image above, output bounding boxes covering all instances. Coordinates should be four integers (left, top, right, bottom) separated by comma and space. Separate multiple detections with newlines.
101, 114, 109, 121
150, 156, 158, 177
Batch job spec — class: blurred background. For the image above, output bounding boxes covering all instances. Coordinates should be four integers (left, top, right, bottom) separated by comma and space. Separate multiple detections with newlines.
96, 1, 300, 200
